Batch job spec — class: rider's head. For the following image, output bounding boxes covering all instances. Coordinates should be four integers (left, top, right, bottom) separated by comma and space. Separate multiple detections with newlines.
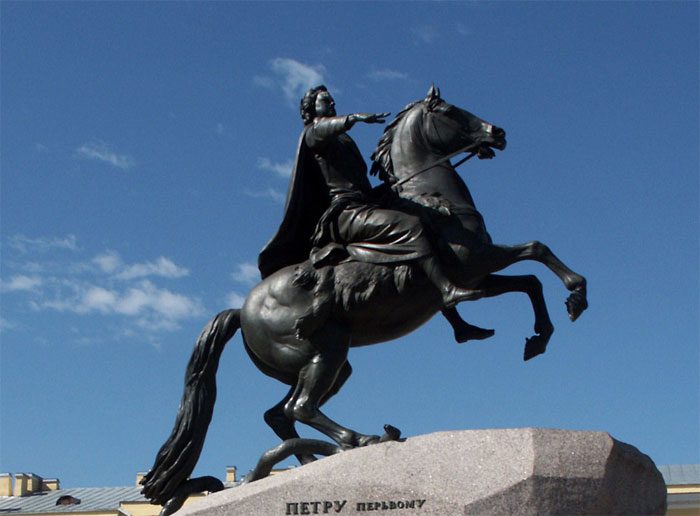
301, 85, 335, 124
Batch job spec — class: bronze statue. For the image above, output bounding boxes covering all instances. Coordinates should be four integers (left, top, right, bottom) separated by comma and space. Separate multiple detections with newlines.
141, 86, 588, 514
259, 85, 494, 342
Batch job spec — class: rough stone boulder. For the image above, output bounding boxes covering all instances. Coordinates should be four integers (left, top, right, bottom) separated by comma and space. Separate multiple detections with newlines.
179, 428, 667, 515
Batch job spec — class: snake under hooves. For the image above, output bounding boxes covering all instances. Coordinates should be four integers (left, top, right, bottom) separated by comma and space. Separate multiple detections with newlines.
246, 427, 404, 484
158, 429, 407, 513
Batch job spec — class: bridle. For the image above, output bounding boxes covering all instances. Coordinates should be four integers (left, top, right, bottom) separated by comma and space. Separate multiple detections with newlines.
391, 105, 482, 188
392, 144, 478, 188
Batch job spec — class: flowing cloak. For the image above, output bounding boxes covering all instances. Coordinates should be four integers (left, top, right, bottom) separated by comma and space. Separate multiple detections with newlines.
258, 121, 432, 279
258, 130, 329, 279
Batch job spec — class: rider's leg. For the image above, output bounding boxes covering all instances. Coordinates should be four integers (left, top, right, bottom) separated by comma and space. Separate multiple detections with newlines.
419, 255, 480, 308
441, 307, 494, 343
340, 207, 478, 309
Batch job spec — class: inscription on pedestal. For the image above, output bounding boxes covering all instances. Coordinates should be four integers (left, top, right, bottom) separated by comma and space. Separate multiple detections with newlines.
284, 499, 427, 514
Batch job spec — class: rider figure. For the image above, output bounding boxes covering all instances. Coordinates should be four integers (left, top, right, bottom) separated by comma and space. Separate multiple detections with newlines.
259, 86, 493, 340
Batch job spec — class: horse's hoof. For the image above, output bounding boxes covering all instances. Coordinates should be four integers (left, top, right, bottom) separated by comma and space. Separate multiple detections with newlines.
524, 336, 547, 361
566, 288, 588, 322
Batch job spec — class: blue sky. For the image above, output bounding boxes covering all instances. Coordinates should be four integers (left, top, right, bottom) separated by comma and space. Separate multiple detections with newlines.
1, 1, 698, 488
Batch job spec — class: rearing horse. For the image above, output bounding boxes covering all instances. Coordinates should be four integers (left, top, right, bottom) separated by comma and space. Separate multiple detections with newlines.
372, 86, 587, 352
140, 87, 587, 512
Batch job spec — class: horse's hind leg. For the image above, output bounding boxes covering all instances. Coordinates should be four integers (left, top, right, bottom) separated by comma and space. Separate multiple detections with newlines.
264, 387, 313, 465
319, 361, 352, 406
469, 241, 588, 321
264, 362, 353, 465
284, 323, 379, 449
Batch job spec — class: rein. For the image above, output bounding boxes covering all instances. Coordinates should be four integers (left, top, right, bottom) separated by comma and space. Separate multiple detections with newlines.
392, 143, 478, 188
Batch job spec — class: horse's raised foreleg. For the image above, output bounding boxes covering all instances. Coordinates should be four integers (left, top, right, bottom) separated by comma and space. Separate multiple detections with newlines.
468, 242, 588, 321
470, 274, 553, 360
284, 322, 383, 448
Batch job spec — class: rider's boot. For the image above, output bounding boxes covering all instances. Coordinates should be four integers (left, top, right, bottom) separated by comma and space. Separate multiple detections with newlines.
441, 307, 495, 344
419, 256, 478, 309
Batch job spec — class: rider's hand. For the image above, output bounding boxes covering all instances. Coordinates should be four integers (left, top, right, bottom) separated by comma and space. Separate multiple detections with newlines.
349, 112, 390, 126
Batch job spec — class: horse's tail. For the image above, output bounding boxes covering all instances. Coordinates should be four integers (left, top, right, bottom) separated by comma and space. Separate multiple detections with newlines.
140, 308, 240, 506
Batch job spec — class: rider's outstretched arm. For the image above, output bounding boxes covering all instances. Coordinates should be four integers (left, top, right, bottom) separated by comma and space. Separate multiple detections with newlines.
305, 116, 353, 146
306, 113, 389, 147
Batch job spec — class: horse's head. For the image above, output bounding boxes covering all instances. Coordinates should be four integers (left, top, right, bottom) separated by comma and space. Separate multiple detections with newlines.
421, 85, 506, 160
371, 85, 506, 182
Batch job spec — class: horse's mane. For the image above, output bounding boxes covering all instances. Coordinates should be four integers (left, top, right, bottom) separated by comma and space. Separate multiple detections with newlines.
370, 99, 422, 183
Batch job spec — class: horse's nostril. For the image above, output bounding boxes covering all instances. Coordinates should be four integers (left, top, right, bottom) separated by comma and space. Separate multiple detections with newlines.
493, 126, 505, 138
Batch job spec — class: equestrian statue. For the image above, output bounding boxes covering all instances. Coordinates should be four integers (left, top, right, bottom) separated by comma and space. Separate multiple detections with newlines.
140, 85, 588, 515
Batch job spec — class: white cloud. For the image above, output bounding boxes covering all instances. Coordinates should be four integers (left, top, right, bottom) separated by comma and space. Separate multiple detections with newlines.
258, 58, 326, 104
117, 256, 189, 280
4, 236, 202, 334
91, 251, 188, 280
41, 280, 204, 330
80, 286, 118, 314
226, 291, 247, 308
93, 251, 122, 273
118, 285, 151, 315
368, 69, 409, 81
244, 187, 286, 204
77, 141, 134, 169
1, 275, 43, 292
9, 234, 78, 254
257, 157, 294, 177
150, 287, 199, 319
231, 262, 259, 285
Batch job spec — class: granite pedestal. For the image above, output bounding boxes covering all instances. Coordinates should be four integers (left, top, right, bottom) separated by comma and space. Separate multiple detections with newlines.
178, 428, 666, 515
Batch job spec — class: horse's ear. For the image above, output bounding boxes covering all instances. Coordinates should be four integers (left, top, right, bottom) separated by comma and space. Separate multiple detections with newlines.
426, 84, 441, 101
425, 84, 442, 111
